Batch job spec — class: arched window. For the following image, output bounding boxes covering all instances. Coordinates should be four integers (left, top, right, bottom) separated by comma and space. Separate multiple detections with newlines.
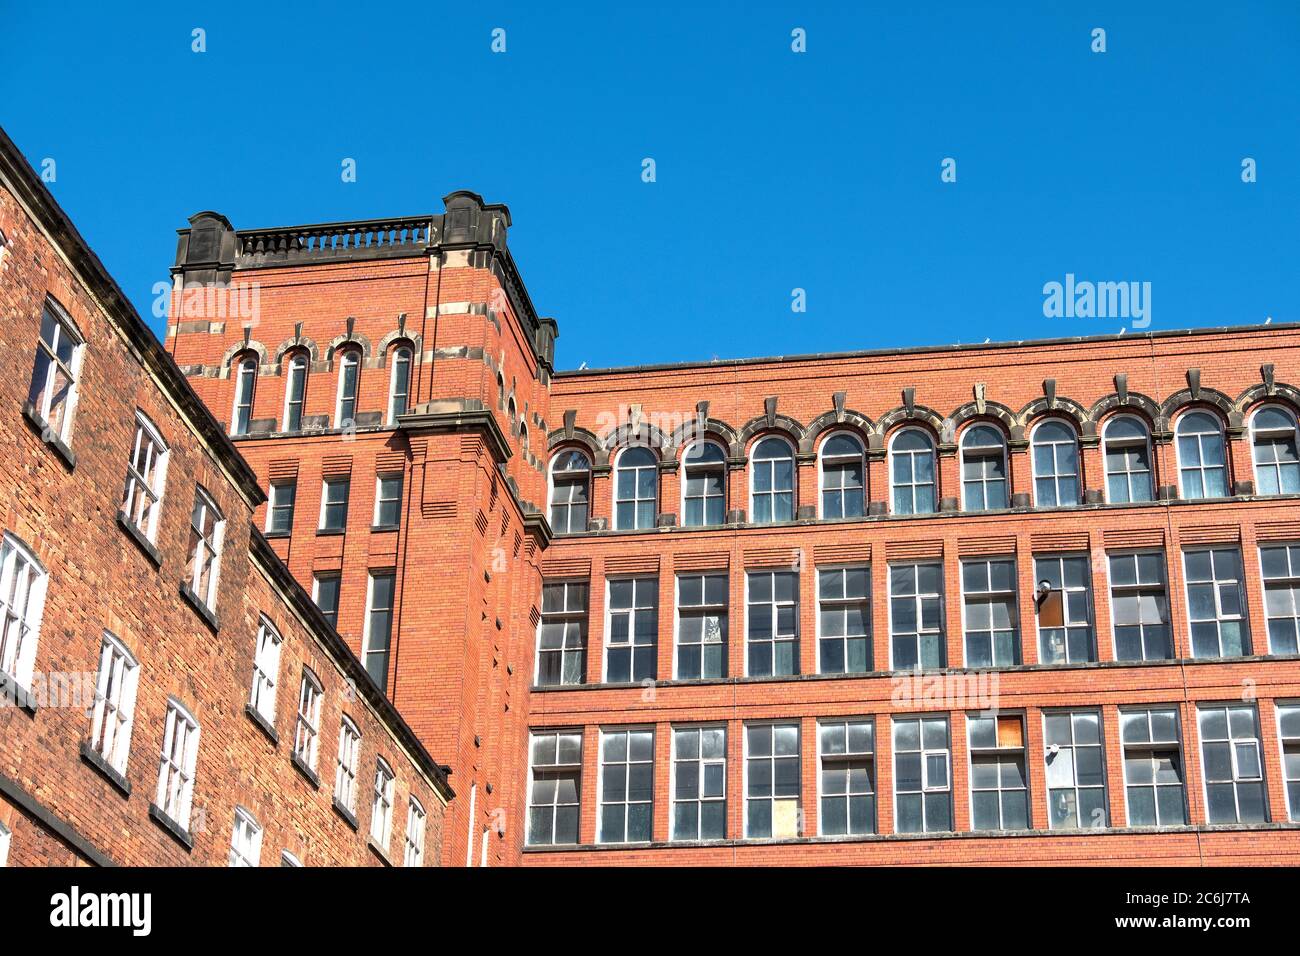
960, 424, 1008, 511
507, 398, 518, 436
1176, 411, 1228, 499
334, 349, 361, 427
1103, 415, 1153, 503
1030, 419, 1080, 507
0, 532, 48, 690
230, 356, 257, 436
1252, 405, 1300, 495
614, 447, 657, 530
890, 429, 936, 515
387, 346, 412, 423
681, 441, 727, 527
549, 450, 591, 534
282, 352, 309, 432
819, 432, 865, 518
519, 423, 530, 461
750, 437, 795, 523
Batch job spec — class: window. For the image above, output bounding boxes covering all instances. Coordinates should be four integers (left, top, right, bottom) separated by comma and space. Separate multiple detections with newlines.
1120, 707, 1186, 826
1198, 704, 1266, 824
548, 450, 590, 534
889, 563, 944, 670
265, 480, 296, 535
1044, 710, 1107, 829
0, 532, 47, 689
614, 447, 657, 530
671, 726, 726, 840
185, 488, 224, 611
313, 574, 341, 628
480, 829, 490, 867
0, 822, 9, 867
1184, 548, 1248, 658
960, 424, 1008, 511
293, 668, 323, 773
363, 571, 395, 690
681, 441, 727, 527
387, 346, 412, 423
121, 413, 169, 543
1252, 404, 1300, 494
1276, 703, 1300, 821
817, 567, 871, 674
154, 699, 200, 831
231, 357, 257, 436
319, 477, 350, 531
893, 716, 951, 833
1176, 411, 1227, 499
88, 632, 139, 776
1034, 555, 1096, 664
745, 723, 800, 838
968, 714, 1029, 830
604, 578, 657, 683
1031, 419, 1080, 506
537, 580, 588, 686
374, 474, 402, 527
890, 428, 936, 515
1108, 552, 1171, 661
404, 797, 426, 866
527, 730, 582, 845
1103, 416, 1154, 503
282, 353, 309, 432
818, 719, 875, 835
228, 807, 262, 867
750, 437, 795, 523
280, 850, 302, 867
820, 433, 865, 518
598, 728, 654, 843
335, 717, 361, 814
371, 758, 395, 847
746, 570, 798, 676
1260, 543, 1300, 654
961, 558, 1019, 667
249, 616, 282, 723
675, 573, 727, 679
335, 349, 361, 427
25, 298, 83, 445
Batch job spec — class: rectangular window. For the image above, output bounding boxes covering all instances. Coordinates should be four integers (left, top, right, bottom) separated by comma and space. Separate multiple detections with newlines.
1108, 552, 1171, 661
319, 477, 350, 531
335, 717, 361, 814
363, 572, 395, 690
89, 632, 139, 776
527, 730, 582, 846
1277, 703, 1300, 822
671, 726, 726, 841
249, 616, 282, 723
154, 700, 200, 831
0, 822, 9, 867
294, 669, 323, 774
1044, 710, 1107, 829
1120, 707, 1186, 826
746, 570, 799, 677
0, 532, 47, 689
283, 356, 308, 432
962, 558, 1020, 667
1260, 544, 1300, 654
1198, 704, 1266, 824
817, 567, 871, 674
26, 298, 82, 444
818, 719, 875, 835
968, 714, 1028, 830
744, 722, 800, 838
1184, 548, 1248, 658
598, 728, 654, 843
373, 474, 402, 527
313, 574, 341, 628
404, 798, 426, 866
228, 808, 262, 867
889, 563, 944, 670
185, 489, 224, 611
893, 715, 951, 833
120, 413, 168, 543
675, 573, 727, 680
266, 480, 296, 534
1034, 554, 1095, 664
537, 581, 588, 686
605, 578, 657, 683
371, 759, 395, 848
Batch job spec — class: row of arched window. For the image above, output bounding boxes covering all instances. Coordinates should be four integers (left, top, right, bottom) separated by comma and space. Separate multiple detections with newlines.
549, 405, 1300, 533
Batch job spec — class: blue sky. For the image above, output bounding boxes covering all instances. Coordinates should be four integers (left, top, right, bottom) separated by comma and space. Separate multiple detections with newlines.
2, 1, 1297, 370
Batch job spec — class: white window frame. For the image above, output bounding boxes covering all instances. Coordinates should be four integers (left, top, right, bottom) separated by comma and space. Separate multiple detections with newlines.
742, 721, 801, 839
1029, 418, 1080, 507
680, 439, 728, 527
959, 424, 1009, 512
121, 411, 170, 543
612, 445, 658, 531
335, 716, 362, 814
0, 821, 9, 867
1042, 708, 1108, 830
1197, 703, 1266, 825
888, 427, 937, 516
370, 757, 395, 848
673, 572, 728, 680
816, 717, 876, 836
280, 850, 303, 867
966, 712, 1030, 832
535, 580, 588, 686
1105, 550, 1172, 662
26, 297, 84, 445
1174, 410, 1228, 500
960, 557, 1020, 668
373, 473, 403, 528
1102, 414, 1155, 504
1119, 706, 1186, 827
748, 435, 796, 524
1033, 553, 1096, 665
89, 631, 140, 776
387, 345, 412, 424
1275, 701, 1300, 823
525, 729, 583, 846
249, 615, 283, 723
334, 349, 361, 428
465, 783, 477, 866
669, 724, 727, 842
265, 479, 296, 534
602, 576, 658, 684
815, 565, 871, 675
891, 714, 952, 834
154, 698, 200, 831
230, 356, 257, 436
362, 570, 396, 690
744, 569, 799, 677
281, 353, 309, 432
548, 450, 592, 535
228, 806, 262, 867
1250, 404, 1300, 495
185, 488, 225, 611
0, 532, 48, 690
318, 476, 350, 531
1182, 547, 1249, 659
403, 797, 426, 866
293, 668, 323, 773
887, 561, 945, 671
818, 431, 866, 520
596, 726, 655, 844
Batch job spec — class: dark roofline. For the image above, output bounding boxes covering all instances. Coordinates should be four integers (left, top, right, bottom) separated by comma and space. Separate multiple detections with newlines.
554, 321, 1300, 379
0, 125, 266, 507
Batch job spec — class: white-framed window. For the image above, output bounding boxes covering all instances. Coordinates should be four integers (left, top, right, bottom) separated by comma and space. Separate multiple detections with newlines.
1183, 548, 1248, 658
282, 352, 309, 432
154, 699, 200, 831
0, 227, 7, 267
334, 349, 361, 427
1120, 707, 1186, 826
750, 436, 795, 523
675, 573, 727, 679
313, 574, 341, 628
892, 715, 951, 833
961, 558, 1020, 667
0, 532, 47, 689
230, 356, 257, 436
0, 821, 9, 867
819, 432, 865, 519
293, 668, 323, 773
527, 730, 582, 846
370, 758, 395, 848
185, 488, 225, 611
121, 412, 169, 543
266, 480, 296, 534
249, 615, 283, 723
1198, 703, 1266, 824
960, 424, 1008, 511
334, 716, 361, 814
1261, 543, 1300, 654
968, 713, 1028, 830
319, 477, 350, 531
548, 450, 591, 534
1107, 551, 1172, 661
1030, 419, 1080, 507
671, 725, 726, 841
373, 473, 402, 527
480, 829, 490, 867
817, 566, 870, 674
746, 570, 798, 677
280, 850, 303, 867
362, 571, 395, 690
1276, 703, 1300, 822
1044, 710, 1108, 829
889, 428, 936, 515
1033, 554, 1095, 664
1103, 415, 1154, 503
228, 807, 262, 867
818, 718, 875, 836
1175, 411, 1228, 499
604, 577, 657, 683
613, 446, 657, 530
89, 631, 139, 776
1251, 404, 1300, 495
744, 722, 800, 838
536, 580, 588, 686
403, 797, 426, 866
681, 440, 727, 527
888, 562, 944, 670
387, 345, 412, 423
597, 727, 654, 843
25, 297, 83, 445
465, 783, 478, 866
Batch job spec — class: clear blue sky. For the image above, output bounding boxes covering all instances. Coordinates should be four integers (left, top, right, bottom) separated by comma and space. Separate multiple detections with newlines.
2, 1, 1297, 370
